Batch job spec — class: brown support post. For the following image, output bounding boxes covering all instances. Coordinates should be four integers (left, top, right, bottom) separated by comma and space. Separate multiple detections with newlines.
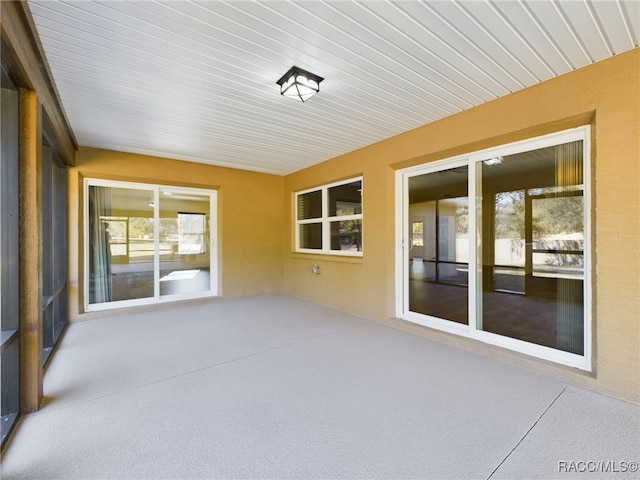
19, 87, 43, 413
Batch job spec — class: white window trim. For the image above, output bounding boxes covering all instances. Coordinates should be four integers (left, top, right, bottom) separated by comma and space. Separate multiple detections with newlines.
84, 178, 218, 312
395, 126, 592, 371
295, 176, 363, 257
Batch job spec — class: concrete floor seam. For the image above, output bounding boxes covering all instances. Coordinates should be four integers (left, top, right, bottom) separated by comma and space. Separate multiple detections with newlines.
485, 385, 568, 479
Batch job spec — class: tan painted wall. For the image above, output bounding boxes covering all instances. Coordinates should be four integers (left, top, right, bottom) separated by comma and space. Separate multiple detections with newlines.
68, 147, 285, 319
283, 49, 640, 402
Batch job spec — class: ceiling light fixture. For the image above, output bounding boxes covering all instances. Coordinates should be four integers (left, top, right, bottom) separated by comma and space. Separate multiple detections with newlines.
276, 66, 324, 102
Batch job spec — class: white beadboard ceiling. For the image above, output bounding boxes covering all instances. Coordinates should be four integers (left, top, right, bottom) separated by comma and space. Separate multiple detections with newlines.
27, 0, 639, 175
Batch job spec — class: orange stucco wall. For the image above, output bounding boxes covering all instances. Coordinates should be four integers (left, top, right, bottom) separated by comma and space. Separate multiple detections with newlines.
68, 148, 285, 319
284, 49, 639, 402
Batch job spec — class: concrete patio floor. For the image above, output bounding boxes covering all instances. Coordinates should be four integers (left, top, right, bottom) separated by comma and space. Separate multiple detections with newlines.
1, 295, 638, 479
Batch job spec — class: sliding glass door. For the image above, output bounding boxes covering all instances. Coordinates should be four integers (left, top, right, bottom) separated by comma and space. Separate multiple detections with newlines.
398, 128, 590, 369
86, 180, 217, 310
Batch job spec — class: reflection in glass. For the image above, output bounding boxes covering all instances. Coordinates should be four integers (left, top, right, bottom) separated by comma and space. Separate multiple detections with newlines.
329, 180, 362, 216
532, 196, 584, 279
408, 166, 469, 324
330, 219, 362, 252
493, 191, 525, 294
159, 190, 211, 296
412, 222, 424, 247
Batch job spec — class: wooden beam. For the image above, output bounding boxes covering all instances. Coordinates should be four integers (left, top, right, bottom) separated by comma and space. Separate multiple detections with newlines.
1, 1, 76, 166
19, 87, 43, 413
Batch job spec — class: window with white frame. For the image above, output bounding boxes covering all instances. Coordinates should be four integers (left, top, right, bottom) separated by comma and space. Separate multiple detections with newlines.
295, 177, 363, 256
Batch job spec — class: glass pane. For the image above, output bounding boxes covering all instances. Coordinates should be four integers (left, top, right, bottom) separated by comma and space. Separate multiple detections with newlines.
299, 223, 322, 249
479, 141, 584, 354
493, 191, 525, 294
411, 222, 424, 247
330, 219, 362, 252
532, 196, 584, 279
297, 190, 322, 220
88, 186, 155, 303
328, 180, 362, 216
159, 190, 211, 296
408, 166, 468, 324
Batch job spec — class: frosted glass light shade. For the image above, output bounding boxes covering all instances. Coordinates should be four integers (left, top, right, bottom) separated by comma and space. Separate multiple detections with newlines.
276, 66, 324, 102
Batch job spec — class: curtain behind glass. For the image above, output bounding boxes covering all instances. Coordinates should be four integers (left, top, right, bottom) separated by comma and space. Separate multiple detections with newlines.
88, 186, 112, 303
555, 141, 584, 354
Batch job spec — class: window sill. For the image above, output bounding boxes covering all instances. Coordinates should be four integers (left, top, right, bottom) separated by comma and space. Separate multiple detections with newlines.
290, 252, 363, 264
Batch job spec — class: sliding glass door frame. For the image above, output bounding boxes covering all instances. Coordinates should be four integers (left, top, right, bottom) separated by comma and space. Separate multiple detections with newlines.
84, 179, 218, 312
396, 127, 592, 370
397, 156, 471, 338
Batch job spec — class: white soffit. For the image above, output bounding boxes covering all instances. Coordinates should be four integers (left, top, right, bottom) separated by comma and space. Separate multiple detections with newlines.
26, 0, 639, 175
